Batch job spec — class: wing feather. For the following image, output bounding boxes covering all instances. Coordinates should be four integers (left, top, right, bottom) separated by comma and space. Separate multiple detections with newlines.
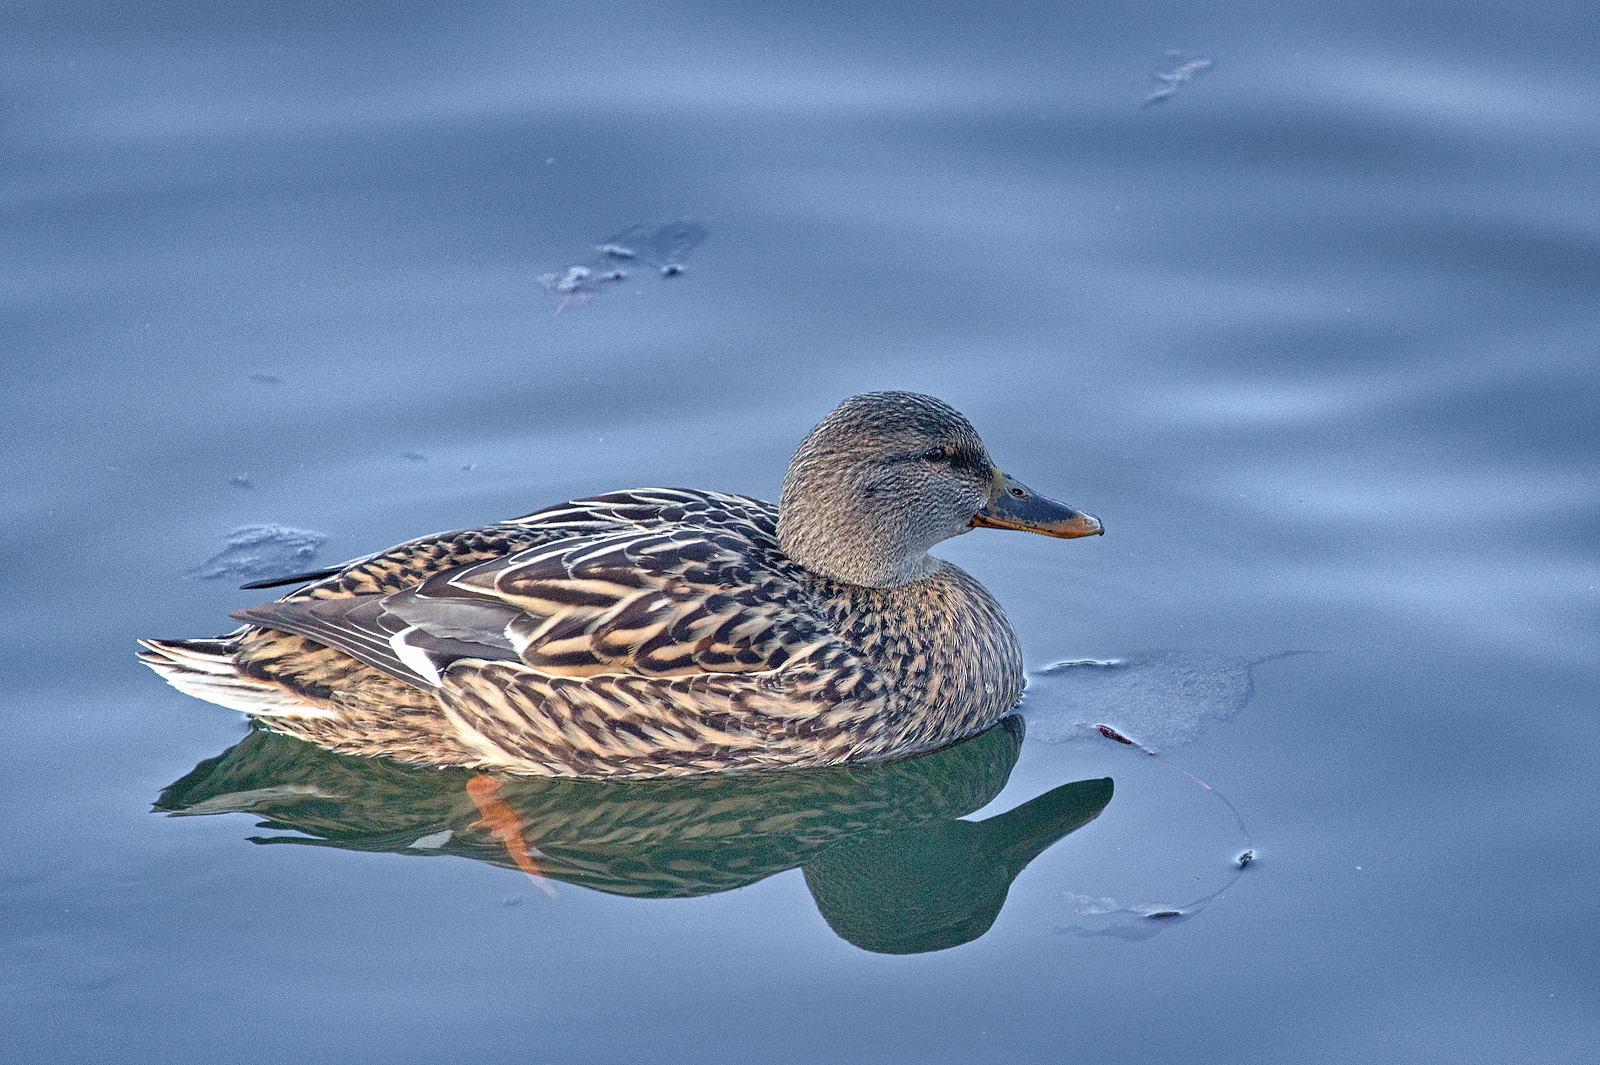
236, 491, 826, 691
232, 595, 521, 688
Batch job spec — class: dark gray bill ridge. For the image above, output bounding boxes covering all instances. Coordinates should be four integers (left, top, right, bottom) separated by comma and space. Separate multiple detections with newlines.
971, 472, 1103, 538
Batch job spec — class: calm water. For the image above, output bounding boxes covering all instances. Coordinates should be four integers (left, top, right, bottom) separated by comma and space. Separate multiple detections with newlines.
4, 2, 1598, 1062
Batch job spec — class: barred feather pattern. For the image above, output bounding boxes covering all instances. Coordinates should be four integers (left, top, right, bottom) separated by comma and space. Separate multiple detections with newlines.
149, 489, 1024, 778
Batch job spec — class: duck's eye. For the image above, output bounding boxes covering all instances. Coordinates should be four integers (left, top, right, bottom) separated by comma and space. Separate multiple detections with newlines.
922, 447, 949, 462
1009, 486, 1028, 498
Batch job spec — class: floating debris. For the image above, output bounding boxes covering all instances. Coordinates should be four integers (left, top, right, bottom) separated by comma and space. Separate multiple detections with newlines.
184, 524, 329, 583
1022, 650, 1314, 748
1055, 832, 1256, 941
1055, 877, 1235, 941
536, 264, 628, 311
248, 373, 282, 385
1144, 52, 1212, 106
1022, 651, 1319, 854
1028, 650, 1292, 940
229, 474, 253, 489
597, 221, 708, 276
538, 220, 708, 312
1095, 724, 1135, 745
1080, 713, 1254, 854
401, 451, 426, 462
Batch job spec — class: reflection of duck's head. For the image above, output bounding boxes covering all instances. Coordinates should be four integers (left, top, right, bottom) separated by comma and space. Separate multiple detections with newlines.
778, 392, 1102, 588
802, 776, 1113, 954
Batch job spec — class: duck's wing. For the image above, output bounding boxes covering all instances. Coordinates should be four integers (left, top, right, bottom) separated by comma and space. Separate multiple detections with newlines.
231, 591, 524, 688
232, 517, 832, 693
277, 489, 777, 602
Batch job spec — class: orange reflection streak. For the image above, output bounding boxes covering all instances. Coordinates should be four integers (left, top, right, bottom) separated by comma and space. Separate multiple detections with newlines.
465, 774, 559, 897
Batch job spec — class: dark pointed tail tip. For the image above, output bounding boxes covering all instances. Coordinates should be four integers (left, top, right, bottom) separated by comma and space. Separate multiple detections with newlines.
239, 565, 342, 590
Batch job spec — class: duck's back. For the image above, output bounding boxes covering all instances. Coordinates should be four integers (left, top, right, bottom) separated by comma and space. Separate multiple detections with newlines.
286, 488, 785, 602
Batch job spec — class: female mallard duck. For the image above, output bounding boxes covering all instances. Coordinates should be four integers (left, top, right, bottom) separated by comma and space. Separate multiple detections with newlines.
140, 392, 1102, 778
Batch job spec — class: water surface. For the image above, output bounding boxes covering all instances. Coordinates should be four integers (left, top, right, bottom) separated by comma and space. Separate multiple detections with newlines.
4, 2, 1598, 1062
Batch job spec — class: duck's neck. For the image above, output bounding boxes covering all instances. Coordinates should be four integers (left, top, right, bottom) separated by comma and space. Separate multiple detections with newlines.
794, 550, 939, 589
777, 515, 939, 588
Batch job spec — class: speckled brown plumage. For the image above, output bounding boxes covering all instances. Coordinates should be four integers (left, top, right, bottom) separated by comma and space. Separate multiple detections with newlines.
140, 392, 1100, 779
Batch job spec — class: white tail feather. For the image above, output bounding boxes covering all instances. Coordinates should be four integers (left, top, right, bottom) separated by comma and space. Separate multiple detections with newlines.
138, 639, 338, 720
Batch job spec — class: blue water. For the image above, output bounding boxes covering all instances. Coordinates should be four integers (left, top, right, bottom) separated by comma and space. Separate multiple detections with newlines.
4, 2, 1598, 1062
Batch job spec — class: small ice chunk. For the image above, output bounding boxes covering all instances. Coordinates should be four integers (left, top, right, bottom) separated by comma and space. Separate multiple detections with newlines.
537, 262, 628, 311
1054, 881, 1230, 941
1022, 651, 1303, 748
184, 524, 329, 582
1144, 53, 1212, 106
540, 221, 707, 311
627, 220, 708, 268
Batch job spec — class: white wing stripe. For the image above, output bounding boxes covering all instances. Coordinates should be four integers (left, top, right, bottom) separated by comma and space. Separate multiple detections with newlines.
391, 629, 444, 687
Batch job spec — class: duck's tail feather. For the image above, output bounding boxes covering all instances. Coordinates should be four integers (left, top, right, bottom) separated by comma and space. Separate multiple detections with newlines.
138, 637, 338, 720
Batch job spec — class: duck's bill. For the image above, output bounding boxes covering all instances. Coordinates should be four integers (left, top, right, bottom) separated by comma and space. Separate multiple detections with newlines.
972, 472, 1104, 538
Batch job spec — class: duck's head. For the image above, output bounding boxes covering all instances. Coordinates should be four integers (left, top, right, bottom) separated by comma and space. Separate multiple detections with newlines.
777, 392, 1102, 588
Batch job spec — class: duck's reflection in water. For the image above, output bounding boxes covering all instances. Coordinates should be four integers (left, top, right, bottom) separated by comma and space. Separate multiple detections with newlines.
156, 716, 1111, 954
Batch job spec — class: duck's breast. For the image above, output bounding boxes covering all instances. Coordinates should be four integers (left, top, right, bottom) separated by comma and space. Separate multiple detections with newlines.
818, 562, 1024, 746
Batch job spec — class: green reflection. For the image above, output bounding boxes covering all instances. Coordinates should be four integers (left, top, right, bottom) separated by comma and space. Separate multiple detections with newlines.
156, 716, 1111, 954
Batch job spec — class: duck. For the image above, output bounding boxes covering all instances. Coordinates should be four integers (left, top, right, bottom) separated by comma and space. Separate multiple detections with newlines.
140, 391, 1102, 778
